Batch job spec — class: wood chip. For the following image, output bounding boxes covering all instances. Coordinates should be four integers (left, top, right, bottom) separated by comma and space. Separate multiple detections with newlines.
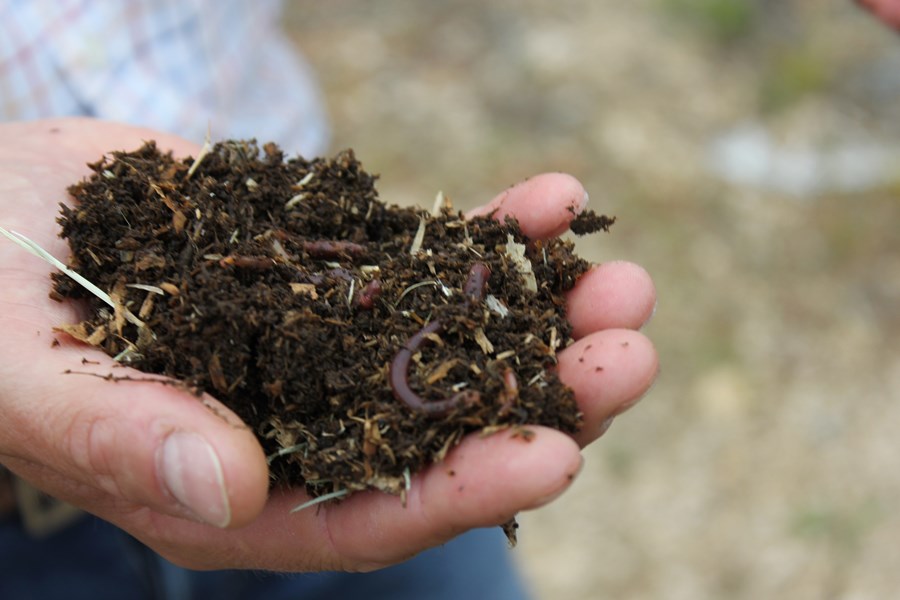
289, 283, 318, 299
425, 359, 460, 384
208, 354, 228, 393
53, 323, 106, 346
409, 215, 426, 255
134, 253, 166, 271
159, 282, 180, 296
138, 293, 155, 319
172, 210, 187, 234
474, 327, 494, 354
505, 234, 537, 292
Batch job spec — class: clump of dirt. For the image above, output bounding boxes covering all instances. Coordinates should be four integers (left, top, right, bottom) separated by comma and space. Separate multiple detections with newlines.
52, 140, 612, 500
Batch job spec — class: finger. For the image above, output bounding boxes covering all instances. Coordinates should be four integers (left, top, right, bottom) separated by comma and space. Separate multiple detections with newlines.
465, 173, 588, 239
120, 326, 652, 568
0, 342, 269, 529
0, 119, 265, 528
857, 0, 900, 29
131, 426, 583, 571
566, 261, 657, 338
557, 329, 659, 447
325, 427, 582, 570
15, 117, 201, 169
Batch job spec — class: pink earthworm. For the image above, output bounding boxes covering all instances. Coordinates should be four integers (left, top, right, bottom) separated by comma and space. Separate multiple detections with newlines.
390, 262, 491, 416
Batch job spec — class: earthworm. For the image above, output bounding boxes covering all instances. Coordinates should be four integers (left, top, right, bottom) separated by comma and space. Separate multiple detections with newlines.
355, 279, 383, 310
270, 229, 364, 257
218, 255, 276, 270
390, 320, 481, 416
497, 367, 519, 417
390, 262, 491, 416
301, 240, 366, 260
221, 256, 359, 297
463, 262, 491, 303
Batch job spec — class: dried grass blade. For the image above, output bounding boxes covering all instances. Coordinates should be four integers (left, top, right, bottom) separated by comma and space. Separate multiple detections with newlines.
290, 489, 349, 513
0, 227, 145, 328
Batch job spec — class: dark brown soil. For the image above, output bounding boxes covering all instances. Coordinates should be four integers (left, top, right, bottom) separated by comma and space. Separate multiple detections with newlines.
52, 140, 612, 500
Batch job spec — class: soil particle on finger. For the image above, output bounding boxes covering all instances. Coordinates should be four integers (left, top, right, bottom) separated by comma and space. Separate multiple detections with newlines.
569, 209, 616, 236
53, 140, 614, 499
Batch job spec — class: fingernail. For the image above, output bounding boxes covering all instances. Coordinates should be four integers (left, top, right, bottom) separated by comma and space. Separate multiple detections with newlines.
640, 299, 658, 330
611, 364, 660, 417
529, 455, 584, 509
158, 432, 231, 528
598, 416, 615, 436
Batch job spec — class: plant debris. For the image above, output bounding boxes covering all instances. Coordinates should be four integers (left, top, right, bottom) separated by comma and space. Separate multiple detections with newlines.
51, 140, 614, 502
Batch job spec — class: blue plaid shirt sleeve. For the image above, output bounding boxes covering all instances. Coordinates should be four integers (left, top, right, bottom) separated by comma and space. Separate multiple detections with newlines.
0, 0, 330, 156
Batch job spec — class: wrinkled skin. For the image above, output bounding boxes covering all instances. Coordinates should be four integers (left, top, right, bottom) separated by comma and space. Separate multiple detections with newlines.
0, 118, 658, 572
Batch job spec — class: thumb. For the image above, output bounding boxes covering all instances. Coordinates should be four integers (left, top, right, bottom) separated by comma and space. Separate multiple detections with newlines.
0, 117, 267, 528
1, 340, 269, 529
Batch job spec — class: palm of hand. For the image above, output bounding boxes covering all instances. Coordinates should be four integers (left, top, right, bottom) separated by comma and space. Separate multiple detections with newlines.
0, 118, 657, 571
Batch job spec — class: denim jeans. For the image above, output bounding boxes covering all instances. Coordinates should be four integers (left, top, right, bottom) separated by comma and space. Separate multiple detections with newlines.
0, 512, 532, 600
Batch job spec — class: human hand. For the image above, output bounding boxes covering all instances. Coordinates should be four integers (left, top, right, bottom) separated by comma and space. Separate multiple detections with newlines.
857, 0, 900, 29
0, 118, 658, 571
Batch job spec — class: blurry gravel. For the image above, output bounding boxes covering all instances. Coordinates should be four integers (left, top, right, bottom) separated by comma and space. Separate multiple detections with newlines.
286, 2, 900, 598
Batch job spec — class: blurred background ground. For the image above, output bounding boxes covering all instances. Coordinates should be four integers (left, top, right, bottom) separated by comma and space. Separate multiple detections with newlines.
285, 1, 900, 598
